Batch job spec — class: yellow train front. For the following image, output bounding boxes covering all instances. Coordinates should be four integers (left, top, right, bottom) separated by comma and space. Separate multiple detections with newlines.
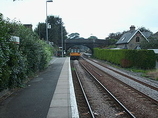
70, 47, 81, 60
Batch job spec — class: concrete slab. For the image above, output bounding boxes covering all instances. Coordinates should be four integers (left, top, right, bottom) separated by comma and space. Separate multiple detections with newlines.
50, 99, 69, 107
54, 88, 69, 94
47, 57, 79, 118
47, 107, 69, 118
53, 93, 68, 99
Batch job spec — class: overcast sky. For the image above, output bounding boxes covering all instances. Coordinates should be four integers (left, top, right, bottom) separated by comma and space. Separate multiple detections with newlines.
1, 0, 158, 39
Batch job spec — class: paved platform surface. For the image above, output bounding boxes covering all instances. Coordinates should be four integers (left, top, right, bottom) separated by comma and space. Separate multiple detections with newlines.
47, 57, 79, 118
0, 57, 79, 118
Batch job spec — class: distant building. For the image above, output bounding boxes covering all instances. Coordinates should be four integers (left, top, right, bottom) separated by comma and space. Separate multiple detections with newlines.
116, 25, 152, 49
23, 24, 33, 30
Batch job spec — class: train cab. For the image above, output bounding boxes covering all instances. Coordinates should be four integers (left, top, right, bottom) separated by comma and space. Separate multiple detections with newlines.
70, 47, 81, 60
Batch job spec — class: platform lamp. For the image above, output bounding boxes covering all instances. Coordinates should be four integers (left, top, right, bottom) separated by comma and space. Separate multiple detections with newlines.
46, 0, 53, 43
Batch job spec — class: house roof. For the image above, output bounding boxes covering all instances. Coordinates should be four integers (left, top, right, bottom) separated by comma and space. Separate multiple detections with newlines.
116, 29, 150, 45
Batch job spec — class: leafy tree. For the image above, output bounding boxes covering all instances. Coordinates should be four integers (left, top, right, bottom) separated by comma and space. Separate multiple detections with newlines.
141, 39, 158, 49
34, 22, 46, 40
34, 16, 67, 46
106, 32, 122, 40
67, 33, 80, 39
139, 27, 152, 33
150, 32, 158, 40
88, 36, 98, 39
140, 31, 158, 49
105, 32, 121, 47
108, 39, 118, 45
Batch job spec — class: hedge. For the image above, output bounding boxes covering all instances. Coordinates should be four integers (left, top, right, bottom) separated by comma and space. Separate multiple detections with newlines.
93, 48, 156, 69
0, 13, 53, 91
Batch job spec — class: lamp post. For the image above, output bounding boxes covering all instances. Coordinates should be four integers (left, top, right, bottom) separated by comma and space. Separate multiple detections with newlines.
61, 18, 64, 57
46, 0, 53, 43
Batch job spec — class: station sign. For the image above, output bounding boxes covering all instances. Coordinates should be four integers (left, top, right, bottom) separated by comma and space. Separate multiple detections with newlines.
10, 36, 20, 44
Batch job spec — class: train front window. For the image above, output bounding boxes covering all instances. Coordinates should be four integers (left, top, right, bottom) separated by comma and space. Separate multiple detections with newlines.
71, 49, 74, 52
77, 49, 80, 52
71, 48, 80, 53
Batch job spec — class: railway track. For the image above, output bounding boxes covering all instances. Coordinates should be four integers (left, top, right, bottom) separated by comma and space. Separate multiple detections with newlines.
71, 61, 94, 118
86, 57, 158, 91
83, 57, 158, 103
74, 67, 95, 117
78, 57, 158, 118
72, 60, 135, 118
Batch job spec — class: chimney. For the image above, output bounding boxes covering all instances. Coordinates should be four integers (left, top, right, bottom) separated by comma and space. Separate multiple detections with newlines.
130, 25, 135, 31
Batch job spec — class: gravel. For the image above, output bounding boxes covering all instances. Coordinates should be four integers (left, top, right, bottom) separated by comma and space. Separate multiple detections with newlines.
86, 58, 158, 101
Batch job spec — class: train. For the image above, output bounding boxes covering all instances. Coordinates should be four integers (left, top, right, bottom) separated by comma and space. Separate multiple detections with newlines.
70, 47, 81, 60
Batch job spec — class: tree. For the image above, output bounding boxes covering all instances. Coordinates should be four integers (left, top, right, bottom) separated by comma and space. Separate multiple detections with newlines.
139, 27, 152, 33
141, 32, 158, 49
34, 16, 67, 46
34, 23, 46, 40
67, 33, 80, 39
108, 39, 118, 45
149, 32, 158, 40
106, 32, 122, 40
141, 39, 158, 49
88, 36, 98, 39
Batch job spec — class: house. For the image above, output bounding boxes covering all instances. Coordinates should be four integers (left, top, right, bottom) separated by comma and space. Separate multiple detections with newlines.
116, 25, 151, 49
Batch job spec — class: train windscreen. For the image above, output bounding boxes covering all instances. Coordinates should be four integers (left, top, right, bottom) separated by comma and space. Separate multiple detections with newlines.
71, 48, 80, 53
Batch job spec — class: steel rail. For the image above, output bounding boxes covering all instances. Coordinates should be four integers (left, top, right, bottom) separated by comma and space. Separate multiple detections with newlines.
80, 61, 136, 118
84, 57, 158, 91
74, 64, 95, 118
82, 57, 158, 104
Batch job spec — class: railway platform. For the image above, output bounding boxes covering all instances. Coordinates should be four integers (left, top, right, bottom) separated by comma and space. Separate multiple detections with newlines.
0, 57, 79, 118
47, 57, 79, 118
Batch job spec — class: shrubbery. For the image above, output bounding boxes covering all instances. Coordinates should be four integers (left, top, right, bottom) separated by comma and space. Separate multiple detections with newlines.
0, 13, 53, 91
94, 48, 156, 69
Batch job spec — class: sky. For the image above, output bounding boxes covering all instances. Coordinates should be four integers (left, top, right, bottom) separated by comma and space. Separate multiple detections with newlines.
0, 0, 158, 39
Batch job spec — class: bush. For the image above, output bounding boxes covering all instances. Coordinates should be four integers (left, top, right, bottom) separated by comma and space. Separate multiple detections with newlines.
0, 14, 11, 90
10, 21, 53, 75
94, 48, 156, 69
0, 13, 53, 91
7, 42, 27, 88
